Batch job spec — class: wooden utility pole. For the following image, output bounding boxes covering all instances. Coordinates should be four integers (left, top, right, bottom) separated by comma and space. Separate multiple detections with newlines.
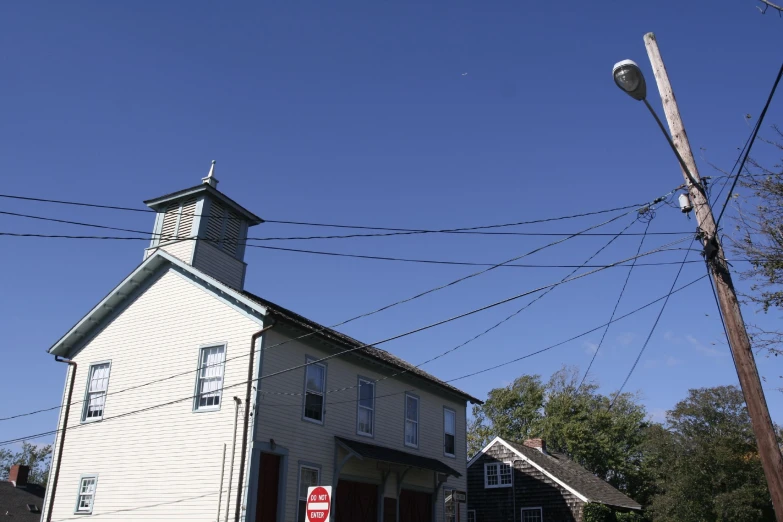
643, 32, 783, 520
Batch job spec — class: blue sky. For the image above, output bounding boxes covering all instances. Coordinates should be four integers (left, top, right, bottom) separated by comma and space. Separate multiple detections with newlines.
1, 1, 781, 447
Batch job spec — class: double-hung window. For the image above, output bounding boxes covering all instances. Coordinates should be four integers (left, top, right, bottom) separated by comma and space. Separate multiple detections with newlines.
75, 475, 97, 514
195, 345, 226, 410
357, 378, 375, 436
484, 462, 512, 488
467, 510, 476, 522
303, 359, 326, 423
297, 465, 320, 522
404, 393, 419, 448
82, 363, 111, 422
521, 507, 543, 522
444, 408, 456, 457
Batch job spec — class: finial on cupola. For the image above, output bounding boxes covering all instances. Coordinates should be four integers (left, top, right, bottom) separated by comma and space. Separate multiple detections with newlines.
202, 160, 219, 188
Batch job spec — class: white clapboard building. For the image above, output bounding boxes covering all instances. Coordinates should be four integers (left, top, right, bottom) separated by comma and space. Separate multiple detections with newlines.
40, 163, 481, 522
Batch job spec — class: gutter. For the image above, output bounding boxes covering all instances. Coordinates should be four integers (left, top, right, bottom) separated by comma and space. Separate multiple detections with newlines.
234, 322, 275, 522
46, 356, 77, 521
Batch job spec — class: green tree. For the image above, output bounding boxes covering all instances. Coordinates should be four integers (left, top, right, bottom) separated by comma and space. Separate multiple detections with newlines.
0, 441, 53, 487
644, 385, 777, 521
726, 125, 783, 366
468, 367, 649, 499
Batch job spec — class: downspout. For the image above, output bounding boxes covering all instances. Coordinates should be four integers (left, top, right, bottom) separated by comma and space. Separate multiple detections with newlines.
225, 397, 242, 522
46, 356, 77, 522
234, 323, 275, 522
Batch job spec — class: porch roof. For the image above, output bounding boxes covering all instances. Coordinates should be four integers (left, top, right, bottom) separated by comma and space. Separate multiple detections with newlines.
335, 436, 461, 478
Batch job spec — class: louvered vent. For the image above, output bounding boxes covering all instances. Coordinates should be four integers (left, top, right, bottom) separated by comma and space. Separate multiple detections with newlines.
206, 201, 225, 247
222, 211, 241, 256
160, 206, 180, 242
158, 198, 198, 243
177, 198, 197, 238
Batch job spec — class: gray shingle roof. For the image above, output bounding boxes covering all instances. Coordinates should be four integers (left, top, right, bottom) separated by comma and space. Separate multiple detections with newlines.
0, 481, 45, 521
504, 440, 641, 510
241, 290, 482, 404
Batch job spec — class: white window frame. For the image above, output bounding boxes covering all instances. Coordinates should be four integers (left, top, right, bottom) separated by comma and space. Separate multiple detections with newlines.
296, 463, 321, 522
521, 507, 543, 522
484, 462, 512, 489
302, 357, 326, 424
443, 407, 456, 457
467, 509, 476, 522
404, 393, 419, 448
194, 344, 227, 411
74, 474, 98, 514
81, 362, 111, 423
356, 377, 375, 437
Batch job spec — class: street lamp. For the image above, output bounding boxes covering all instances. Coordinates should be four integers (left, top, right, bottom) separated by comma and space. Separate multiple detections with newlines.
612, 59, 697, 185
612, 60, 646, 101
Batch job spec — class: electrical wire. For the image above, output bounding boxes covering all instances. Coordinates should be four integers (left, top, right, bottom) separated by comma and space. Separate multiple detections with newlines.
0, 235, 692, 445
0, 191, 645, 230
0, 209, 692, 240
258, 215, 646, 400
575, 221, 650, 393
0, 192, 685, 424
0, 230, 705, 268
715, 62, 783, 228
608, 237, 697, 410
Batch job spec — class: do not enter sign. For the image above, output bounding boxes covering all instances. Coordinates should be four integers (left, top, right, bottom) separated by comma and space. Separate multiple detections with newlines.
306, 485, 332, 522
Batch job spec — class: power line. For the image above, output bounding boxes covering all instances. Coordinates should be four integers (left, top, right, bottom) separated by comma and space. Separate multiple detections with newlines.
0, 191, 642, 227
0, 230, 704, 268
608, 237, 696, 410
0, 193, 683, 424
715, 62, 783, 228
443, 275, 708, 383
0, 236, 691, 445
257, 216, 646, 401
576, 221, 650, 393
0, 208, 693, 240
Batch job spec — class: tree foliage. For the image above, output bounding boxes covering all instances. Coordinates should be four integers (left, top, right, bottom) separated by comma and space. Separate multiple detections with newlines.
643, 385, 777, 521
0, 441, 53, 487
468, 369, 779, 521
468, 367, 649, 499
727, 124, 783, 363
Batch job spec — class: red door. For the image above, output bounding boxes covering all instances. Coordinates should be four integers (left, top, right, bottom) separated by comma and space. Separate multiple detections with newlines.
256, 453, 281, 522
335, 480, 378, 522
399, 489, 432, 522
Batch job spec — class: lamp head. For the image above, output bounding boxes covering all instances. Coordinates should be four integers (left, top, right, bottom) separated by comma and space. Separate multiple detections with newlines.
613, 59, 646, 101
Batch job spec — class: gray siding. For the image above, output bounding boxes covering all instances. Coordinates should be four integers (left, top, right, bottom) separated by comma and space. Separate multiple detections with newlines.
254, 328, 469, 521
467, 443, 584, 522
191, 240, 246, 289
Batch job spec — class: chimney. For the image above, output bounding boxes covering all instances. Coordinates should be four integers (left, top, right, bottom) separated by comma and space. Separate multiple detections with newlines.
523, 438, 547, 454
9, 465, 29, 487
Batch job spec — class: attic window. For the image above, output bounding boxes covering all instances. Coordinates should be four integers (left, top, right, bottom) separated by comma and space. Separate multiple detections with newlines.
484, 462, 512, 488
27, 504, 40, 513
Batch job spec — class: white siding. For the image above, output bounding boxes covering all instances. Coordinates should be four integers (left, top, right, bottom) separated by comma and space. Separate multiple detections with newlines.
191, 241, 246, 290
255, 329, 469, 521
144, 239, 194, 263
44, 268, 262, 522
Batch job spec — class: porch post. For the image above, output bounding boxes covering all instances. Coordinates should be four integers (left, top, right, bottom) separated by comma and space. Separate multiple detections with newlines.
394, 467, 411, 522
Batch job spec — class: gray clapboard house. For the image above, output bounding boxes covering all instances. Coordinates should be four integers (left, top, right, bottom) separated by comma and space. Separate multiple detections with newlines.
466, 437, 641, 522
